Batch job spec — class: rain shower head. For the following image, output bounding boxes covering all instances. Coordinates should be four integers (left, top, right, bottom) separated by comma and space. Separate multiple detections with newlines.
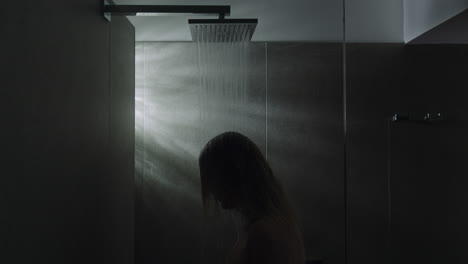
102, 2, 257, 42
189, 19, 258, 42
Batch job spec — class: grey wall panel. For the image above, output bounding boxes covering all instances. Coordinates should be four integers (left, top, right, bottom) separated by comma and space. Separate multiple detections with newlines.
266, 43, 345, 264
2, 1, 135, 263
389, 123, 468, 264
1, 2, 28, 260
403, 45, 468, 120
6, 1, 110, 262
346, 44, 406, 264
135, 42, 210, 264
346, 43, 468, 264
391, 45, 468, 264
107, 16, 136, 264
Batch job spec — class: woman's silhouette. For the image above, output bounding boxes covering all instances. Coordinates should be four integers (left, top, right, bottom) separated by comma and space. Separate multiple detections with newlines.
199, 131, 305, 264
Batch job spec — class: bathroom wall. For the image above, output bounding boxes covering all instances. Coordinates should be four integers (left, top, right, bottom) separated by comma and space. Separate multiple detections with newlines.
136, 40, 468, 264
135, 42, 345, 264
1, 1, 135, 263
346, 43, 468, 264
266, 43, 345, 264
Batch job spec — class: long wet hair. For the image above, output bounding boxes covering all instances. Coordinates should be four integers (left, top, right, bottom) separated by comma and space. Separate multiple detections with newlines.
198, 131, 302, 229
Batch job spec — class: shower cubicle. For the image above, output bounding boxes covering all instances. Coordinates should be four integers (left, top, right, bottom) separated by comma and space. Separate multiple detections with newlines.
105, 1, 468, 263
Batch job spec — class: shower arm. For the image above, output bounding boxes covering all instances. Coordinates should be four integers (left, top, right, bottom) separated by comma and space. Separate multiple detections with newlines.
103, 0, 230, 21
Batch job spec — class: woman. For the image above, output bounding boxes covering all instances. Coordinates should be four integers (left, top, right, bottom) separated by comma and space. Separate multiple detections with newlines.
199, 131, 305, 264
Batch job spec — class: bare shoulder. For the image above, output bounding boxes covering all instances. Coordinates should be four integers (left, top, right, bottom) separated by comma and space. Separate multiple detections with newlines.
247, 216, 290, 241
245, 218, 290, 264
247, 219, 278, 244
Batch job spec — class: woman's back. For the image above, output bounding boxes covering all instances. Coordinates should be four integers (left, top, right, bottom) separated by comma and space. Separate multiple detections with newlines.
199, 132, 305, 264
226, 215, 305, 264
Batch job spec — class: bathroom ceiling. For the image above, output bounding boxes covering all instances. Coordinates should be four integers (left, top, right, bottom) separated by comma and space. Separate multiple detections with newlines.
112, 0, 468, 43
112, 0, 344, 42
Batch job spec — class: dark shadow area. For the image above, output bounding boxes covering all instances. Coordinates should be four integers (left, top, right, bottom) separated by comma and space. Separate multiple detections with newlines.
347, 43, 468, 264
2, 1, 135, 264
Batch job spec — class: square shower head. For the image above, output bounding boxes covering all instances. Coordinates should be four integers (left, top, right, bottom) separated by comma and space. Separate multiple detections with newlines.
189, 19, 258, 42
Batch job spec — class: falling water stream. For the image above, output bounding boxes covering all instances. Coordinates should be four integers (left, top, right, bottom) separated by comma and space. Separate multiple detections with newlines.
195, 24, 252, 130
135, 23, 262, 264
193, 25, 254, 261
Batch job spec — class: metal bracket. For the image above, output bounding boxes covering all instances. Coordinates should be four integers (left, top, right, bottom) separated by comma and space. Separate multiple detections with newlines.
104, 0, 111, 21
102, 3, 230, 18
392, 113, 409, 122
